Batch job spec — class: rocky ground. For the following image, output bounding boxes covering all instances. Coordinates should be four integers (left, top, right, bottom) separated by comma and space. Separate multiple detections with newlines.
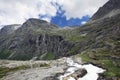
0, 57, 67, 80
1, 66, 64, 80
0, 57, 108, 80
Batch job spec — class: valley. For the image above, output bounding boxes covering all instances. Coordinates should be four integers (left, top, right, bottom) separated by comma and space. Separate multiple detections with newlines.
0, 0, 120, 80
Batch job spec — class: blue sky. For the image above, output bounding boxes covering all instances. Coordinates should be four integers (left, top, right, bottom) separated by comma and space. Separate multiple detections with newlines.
49, 4, 90, 27
51, 12, 90, 27
0, 0, 108, 28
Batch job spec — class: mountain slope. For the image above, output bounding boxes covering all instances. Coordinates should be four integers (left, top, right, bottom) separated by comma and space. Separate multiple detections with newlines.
90, 0, 120, 21
0, 19, 75, 60
70, 0, 120, 78
0, 0, 120, 79
0, 24, 21, 35
0, 0, 119, 60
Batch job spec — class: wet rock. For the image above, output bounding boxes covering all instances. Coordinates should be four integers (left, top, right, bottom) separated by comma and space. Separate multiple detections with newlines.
97, 73, 106, 80
74, 69, 87, 78
59, 69, 87, 80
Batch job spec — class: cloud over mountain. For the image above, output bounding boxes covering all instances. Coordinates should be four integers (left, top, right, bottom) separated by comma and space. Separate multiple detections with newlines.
0, 0, 108, 26
57, 0, 109, 19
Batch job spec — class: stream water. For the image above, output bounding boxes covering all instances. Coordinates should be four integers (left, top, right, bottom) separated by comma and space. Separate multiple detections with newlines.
58, 58, 106, 80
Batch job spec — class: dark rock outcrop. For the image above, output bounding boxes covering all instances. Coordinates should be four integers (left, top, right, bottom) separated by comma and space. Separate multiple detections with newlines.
70, 68, 88, 79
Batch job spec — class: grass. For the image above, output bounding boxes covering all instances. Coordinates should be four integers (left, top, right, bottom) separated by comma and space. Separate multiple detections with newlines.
0, 65, 30, 79
66, 45, 80, 55
43, 52, 55, 60
79, 50, 120, 78
0, 50, 12, 59
66, 35, 86, 42
39, 63, 50, 67
32, 63, 50, 68
80, 53, 92, 62
99, 60, 120, 77
0, 62, 50, 79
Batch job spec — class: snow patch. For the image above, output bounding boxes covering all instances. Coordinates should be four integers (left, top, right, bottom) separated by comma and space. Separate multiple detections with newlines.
59, 58, 106, 80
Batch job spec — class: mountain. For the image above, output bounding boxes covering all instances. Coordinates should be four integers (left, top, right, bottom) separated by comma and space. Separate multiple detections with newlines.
90, 0, 120, 21
0, 24, 21, 35
71, 0, 120, 79
0, 0, 120, 79
0, 18, 75, 60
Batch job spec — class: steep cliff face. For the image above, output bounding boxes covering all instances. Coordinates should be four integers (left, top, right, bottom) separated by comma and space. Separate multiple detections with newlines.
0, 19, 75, 60
8, 34, 74, 60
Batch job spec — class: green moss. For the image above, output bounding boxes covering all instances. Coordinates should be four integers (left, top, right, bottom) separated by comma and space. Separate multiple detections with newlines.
66, 45, 80, 55
0, 50, 12, 59
13, 55, 32, 60
32, 63, 50, 68
66, 35, 85, 42
0, 65, 30, 79
80, 53, 91, 62
43, 52, 55, 60
39, 63, 50, 67
79, 50, 120, 78
99, 60, 120, 77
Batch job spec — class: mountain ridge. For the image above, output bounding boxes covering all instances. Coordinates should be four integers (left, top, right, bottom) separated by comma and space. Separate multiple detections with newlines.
90, 0, 120, 21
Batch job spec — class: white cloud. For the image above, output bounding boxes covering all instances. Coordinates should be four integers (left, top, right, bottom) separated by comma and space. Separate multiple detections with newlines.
0, 0, 57, 25
81, 21, 87, 25
56, 0, 109, 20
0, 0, 109, 25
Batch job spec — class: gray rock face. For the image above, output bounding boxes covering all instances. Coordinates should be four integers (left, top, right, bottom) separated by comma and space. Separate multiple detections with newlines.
0, 18, 75, 60
90, 0, 120, 21
21, 18, 58, 31
9, 34, 74, 60
0, 24, 21, 35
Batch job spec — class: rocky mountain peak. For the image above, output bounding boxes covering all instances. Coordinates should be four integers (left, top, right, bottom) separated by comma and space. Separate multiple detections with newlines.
0, 24, 21, 35
25, 18, 48, 24
22, 18, 58, 30
90, 0, 120, 21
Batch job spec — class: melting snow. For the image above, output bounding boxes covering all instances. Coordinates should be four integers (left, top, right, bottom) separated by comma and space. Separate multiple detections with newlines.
59, 58, 106, 80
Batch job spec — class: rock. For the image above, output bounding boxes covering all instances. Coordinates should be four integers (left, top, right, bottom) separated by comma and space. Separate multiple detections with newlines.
0, 24, 21, 35
74, 69, 87, 78
42, 73, 63, 80
66, 68, 87, 80
97, 73, 106, 80
90, 0, 120, 21
42, 76, 59, 80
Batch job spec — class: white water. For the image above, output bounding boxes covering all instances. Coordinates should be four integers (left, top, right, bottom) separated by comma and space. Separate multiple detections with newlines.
59, 58, 106, 80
